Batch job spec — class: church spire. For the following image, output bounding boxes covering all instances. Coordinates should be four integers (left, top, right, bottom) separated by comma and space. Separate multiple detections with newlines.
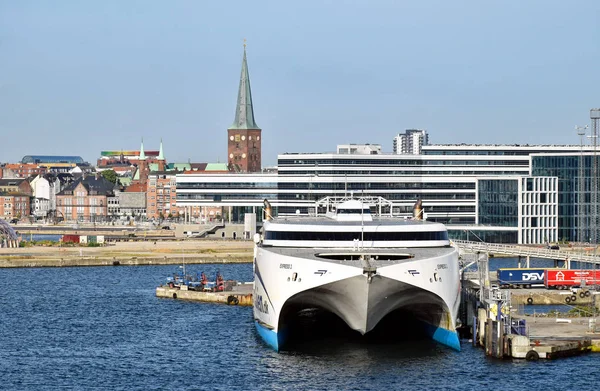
229, 42, 260, 130
158, 138, 164, 160
139, 138, 146, 160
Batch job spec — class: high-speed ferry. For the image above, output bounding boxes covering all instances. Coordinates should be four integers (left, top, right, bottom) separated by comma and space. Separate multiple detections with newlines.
252, 196, 461, 351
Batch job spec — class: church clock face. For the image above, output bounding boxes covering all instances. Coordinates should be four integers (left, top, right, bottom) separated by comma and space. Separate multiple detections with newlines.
257, 136, 260, 141
229, 153, 233, 159
241, 135, 246, 141
229, 136, 234, 141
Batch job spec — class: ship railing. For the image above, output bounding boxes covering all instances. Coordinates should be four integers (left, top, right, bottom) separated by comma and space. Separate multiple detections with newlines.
453, 240, 600, 265
313, 195, 394, 217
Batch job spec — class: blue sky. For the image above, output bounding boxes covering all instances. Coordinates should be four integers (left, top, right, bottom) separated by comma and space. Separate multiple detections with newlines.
1, 1, 599, 166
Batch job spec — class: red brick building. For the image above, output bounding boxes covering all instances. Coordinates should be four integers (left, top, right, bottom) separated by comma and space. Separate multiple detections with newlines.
2, 163, 47, 178
56, 176, 114, 222
0, 193, 30, 220
146, 172, 177, 220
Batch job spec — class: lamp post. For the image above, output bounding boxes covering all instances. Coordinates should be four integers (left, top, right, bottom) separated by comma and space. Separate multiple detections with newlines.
576, 125, 589, 244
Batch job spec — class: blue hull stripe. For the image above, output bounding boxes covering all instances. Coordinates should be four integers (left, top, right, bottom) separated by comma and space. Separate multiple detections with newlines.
422, 321, 461, 351
255, 318, 459, 352
255, 321, 281, 351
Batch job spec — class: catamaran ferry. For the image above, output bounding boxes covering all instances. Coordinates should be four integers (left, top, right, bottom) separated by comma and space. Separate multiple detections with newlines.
253, 196, 461, 351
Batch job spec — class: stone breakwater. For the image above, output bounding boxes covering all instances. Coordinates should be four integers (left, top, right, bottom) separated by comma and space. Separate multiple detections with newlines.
0, 240, 254, 268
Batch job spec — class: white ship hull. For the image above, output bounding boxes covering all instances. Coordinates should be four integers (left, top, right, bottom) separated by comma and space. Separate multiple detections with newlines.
253, 245, 461, 351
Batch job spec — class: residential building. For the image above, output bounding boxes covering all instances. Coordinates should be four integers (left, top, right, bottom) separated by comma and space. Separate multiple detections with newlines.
393, 129, 428, 155
147, 163, 226, 221
0, 178, 32, 196
0, 193, 30, 221
147, 172, 177, 221
56, 176, 114, 222
1, 163, 47, 178
30, 174, 58, 219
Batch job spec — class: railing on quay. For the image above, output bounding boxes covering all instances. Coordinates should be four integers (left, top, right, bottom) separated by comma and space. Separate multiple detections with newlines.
453, 240, 600, 265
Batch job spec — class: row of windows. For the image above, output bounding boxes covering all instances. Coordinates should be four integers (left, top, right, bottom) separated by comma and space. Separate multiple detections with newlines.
177, 193, 278, 200
279, 155, 537, 165
177, 183, 278, 189
277, 193, 477, 206
280, 170, 527, 176
425, 149, 578, 156
276, 183, 477, 191
264, 230, 448, 241
279, 160, 528, 166
3, 197, 27, 201
277, 183, 477, 190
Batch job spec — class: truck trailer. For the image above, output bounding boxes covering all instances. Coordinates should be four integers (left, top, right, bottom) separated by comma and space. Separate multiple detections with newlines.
544, 269, 600, 289
497, 268, 546, 288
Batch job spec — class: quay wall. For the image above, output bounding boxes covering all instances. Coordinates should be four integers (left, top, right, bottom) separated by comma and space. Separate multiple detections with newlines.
511, 291, 600, 307
0, 240, 254, 268
155, 286, 253, 306
0, 255, 252, 268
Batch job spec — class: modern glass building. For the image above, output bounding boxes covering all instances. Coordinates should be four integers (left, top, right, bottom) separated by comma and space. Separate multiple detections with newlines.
21, 155, 85, 164
176, 144, 592, 244
531, 153, 597, 243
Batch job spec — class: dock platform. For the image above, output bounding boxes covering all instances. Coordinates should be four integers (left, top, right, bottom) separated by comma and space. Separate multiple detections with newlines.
156, 281, 253, 306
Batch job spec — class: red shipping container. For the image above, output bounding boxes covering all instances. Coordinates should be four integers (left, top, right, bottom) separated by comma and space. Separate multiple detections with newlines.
544, 269, 600, 288
61, 234, 80, 244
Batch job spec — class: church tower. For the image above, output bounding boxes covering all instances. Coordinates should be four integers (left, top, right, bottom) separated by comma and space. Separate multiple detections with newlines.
157, 138, 166, 171
136, 138, 149, 185
227, 43, 262, 173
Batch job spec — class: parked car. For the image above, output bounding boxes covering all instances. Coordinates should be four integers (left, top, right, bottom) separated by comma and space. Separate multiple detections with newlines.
161, 226, 171, 230
548, 244, 560, 250
9, 218, 18, 224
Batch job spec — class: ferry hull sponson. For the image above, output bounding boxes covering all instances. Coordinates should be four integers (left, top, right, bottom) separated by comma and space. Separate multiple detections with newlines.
253, 247, 460, 351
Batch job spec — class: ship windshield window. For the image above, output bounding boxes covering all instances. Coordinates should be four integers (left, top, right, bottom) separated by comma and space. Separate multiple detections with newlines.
315, 253, 413, 261
337, 208, 371, 214
264, 231, 448, 241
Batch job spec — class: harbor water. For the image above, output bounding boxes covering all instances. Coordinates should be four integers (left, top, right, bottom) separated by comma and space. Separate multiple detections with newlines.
1, 261, 599, 390
20, 234, 63, 242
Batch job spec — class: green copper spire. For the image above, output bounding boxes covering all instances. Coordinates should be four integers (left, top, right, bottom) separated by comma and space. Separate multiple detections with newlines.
229, 44, 260, 130
158, 138, 164, 160
139, 138, 146, 160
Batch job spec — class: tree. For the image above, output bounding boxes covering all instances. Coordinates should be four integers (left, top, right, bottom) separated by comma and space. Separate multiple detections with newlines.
101, 170, 118, 184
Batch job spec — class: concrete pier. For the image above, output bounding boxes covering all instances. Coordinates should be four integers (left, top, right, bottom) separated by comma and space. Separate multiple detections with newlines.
472, 305, 599, 359
156, 282, 253, 306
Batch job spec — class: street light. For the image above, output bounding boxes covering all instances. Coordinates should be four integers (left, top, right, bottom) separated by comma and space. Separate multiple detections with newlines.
576, 125, 589, 244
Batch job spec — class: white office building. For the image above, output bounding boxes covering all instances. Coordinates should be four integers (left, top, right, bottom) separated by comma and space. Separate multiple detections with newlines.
176, 144, 592, 244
